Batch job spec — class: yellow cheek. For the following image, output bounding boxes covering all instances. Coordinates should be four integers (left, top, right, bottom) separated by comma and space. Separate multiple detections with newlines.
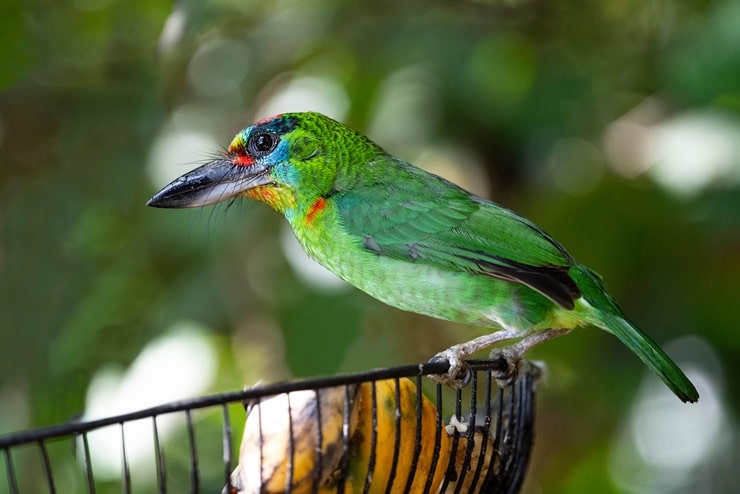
244, 186, 295, 213
228, 134, 244, 153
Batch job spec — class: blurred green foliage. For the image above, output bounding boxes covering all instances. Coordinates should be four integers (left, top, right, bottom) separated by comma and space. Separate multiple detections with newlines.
1, 0, 739, 492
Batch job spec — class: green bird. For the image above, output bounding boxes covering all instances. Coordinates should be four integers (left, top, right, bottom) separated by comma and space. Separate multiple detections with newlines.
148, 112, 698, 403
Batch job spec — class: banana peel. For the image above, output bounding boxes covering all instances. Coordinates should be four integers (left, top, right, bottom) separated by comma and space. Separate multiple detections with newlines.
332, 378, 450, 493
232, 385, 360, 494
228, 378, 450, 493
440, 423, 496, 493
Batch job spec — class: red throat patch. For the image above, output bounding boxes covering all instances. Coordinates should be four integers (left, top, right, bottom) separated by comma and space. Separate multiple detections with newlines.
306, 197, 326, 225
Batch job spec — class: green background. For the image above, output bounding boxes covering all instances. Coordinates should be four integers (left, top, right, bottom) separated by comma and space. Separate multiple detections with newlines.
1, 0, 738, 492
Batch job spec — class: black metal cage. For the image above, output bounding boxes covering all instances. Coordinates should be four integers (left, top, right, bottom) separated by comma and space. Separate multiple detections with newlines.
0, 359, 539, 494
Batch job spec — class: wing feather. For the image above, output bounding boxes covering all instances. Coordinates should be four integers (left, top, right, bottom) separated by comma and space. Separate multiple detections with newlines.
334, 158, 580, 308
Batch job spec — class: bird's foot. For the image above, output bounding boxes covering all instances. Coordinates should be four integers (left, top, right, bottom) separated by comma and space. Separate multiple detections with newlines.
427, 330, 522, 388
487, 328, 570, 387
488, 346, 522, 388
427, 348, 473, 389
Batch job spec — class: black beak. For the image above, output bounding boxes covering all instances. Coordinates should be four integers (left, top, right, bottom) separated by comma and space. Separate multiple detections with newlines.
147, 158, 271, 208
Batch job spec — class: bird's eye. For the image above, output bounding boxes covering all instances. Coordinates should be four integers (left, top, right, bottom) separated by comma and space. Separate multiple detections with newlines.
247, 132, 277, 156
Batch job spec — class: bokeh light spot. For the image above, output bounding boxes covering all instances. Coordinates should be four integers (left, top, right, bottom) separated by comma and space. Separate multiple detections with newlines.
80, 322, 217, 478
188, 37, 251, 98
254, 75, 349, 122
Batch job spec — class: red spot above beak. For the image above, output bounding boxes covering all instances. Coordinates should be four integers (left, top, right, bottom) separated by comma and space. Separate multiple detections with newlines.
232, 153, 255, 167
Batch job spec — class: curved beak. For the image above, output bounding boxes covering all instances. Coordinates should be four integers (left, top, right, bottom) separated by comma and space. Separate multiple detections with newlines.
147, 158, 271, 208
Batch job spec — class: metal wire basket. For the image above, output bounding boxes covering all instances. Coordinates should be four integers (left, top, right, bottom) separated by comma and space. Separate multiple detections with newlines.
0, 359, 539, 494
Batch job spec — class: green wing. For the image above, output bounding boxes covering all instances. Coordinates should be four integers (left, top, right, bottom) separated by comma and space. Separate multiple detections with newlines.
334, 158, 581, 309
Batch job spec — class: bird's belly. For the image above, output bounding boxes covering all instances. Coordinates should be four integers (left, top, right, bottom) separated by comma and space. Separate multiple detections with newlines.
324, 250, 556, 331
295, 218, 562, 331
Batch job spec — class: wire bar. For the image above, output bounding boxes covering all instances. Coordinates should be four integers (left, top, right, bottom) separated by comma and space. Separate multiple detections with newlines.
120, 423, 131, 494
38, 440, 55, 494
0, 359, 536, 494
3, 448, 18, 494
152, 417, 166, 493
185, 409, 199, 493
312, 389, 323, 494
221, 404, 233, 492
402, 374, 424, 494
385, 377, 402, 494
80, 432, 96, 494
1, 359, 504, 449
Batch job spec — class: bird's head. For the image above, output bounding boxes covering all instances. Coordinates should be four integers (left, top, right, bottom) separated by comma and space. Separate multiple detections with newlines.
147, 112, 380, 220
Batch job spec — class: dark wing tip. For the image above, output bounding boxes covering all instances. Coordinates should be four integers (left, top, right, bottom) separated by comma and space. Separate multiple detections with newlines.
463, 251, 581, 309
505, 264, 581, 310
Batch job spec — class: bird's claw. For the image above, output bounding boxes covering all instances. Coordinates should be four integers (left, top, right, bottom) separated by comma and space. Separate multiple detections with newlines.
488, 347, 522, 387
427, 350, 473, 389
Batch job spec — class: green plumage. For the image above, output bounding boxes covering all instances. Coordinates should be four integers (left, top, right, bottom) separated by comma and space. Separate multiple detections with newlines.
148, 111, 699, 403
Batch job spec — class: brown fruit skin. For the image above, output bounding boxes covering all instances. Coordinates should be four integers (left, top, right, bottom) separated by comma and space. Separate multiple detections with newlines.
236, 385, 360, 494
231, 379, 449, 494
327, 378, 450, 493
441, 426, 496, 493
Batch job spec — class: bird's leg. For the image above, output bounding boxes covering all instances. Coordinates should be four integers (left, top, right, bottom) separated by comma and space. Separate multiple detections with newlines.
488, 327, 573, 386
428, 329, 520, 388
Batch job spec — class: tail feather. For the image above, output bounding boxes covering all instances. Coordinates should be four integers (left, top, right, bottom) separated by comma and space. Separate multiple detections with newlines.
598, 314, 699, 403
570, 265, 698, 403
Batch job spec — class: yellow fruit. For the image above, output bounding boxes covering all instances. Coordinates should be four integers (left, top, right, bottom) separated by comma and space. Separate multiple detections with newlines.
236, 385, 360, 494
441, 425, 496, 493
230, 378, 449, 494
328, 378, 450, 493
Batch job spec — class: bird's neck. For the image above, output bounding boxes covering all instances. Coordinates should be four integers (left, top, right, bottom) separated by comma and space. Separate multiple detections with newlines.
244, 185, 296, 215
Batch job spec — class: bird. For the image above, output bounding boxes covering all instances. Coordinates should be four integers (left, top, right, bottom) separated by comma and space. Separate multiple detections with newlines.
148, 111, 699, 403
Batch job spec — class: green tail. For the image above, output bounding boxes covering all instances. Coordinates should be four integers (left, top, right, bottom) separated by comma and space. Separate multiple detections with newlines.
598, 314, 699, 403
571, 265, 699, 403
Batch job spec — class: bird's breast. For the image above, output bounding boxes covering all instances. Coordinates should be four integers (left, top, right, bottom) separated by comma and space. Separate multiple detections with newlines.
291, 209, 558, 330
